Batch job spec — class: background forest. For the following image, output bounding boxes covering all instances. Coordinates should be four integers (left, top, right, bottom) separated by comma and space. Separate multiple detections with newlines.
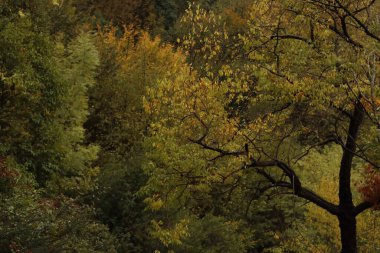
1, 0, 380, 252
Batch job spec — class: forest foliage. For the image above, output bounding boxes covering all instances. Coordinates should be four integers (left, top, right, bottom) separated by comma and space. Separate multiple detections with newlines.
1, 0, 380, 252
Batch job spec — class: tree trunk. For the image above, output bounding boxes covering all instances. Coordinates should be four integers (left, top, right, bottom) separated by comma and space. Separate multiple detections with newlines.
337, 101, 364, 253
339, 212, 357, 253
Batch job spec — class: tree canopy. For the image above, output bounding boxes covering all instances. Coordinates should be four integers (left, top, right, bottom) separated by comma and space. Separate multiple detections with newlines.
1, 0, 380, 252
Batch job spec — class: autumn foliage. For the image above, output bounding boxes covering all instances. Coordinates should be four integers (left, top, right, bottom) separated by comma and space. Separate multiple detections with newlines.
359, 165, 380, 209
2, 0, 380, 252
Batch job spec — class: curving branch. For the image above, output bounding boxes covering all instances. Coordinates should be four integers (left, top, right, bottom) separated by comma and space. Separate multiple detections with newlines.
335, 0, 380, 43
354, 201, 373, 216
248, 159, 339, 215
270, 34, 311, 44
188, 137, 246, 158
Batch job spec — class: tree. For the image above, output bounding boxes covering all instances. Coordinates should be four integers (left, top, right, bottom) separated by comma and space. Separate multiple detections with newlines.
0, 157, 117, 253
281, 145, 380, 252
0, 2, 120, 251
175, 3, 249, 81
144, 1, 380, 252
76, 0, 159, 32
0, 0, 100, 194
85, 26, 194, 252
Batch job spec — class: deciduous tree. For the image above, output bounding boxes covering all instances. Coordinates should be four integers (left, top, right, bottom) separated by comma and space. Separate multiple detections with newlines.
144, 1, 380, 252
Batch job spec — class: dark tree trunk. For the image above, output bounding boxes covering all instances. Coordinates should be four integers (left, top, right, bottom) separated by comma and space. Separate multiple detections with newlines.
338, 212, 357, 253
248, 100, 371, 253
338, 101, 364, 253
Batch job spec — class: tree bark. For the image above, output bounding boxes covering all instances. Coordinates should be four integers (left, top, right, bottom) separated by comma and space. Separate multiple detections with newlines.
338, 100, 364, 253
338, 212, 357, 253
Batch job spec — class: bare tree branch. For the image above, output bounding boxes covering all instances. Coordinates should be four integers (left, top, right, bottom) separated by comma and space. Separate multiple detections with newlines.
248, 159, 339, 215
354, 201, 373, 216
